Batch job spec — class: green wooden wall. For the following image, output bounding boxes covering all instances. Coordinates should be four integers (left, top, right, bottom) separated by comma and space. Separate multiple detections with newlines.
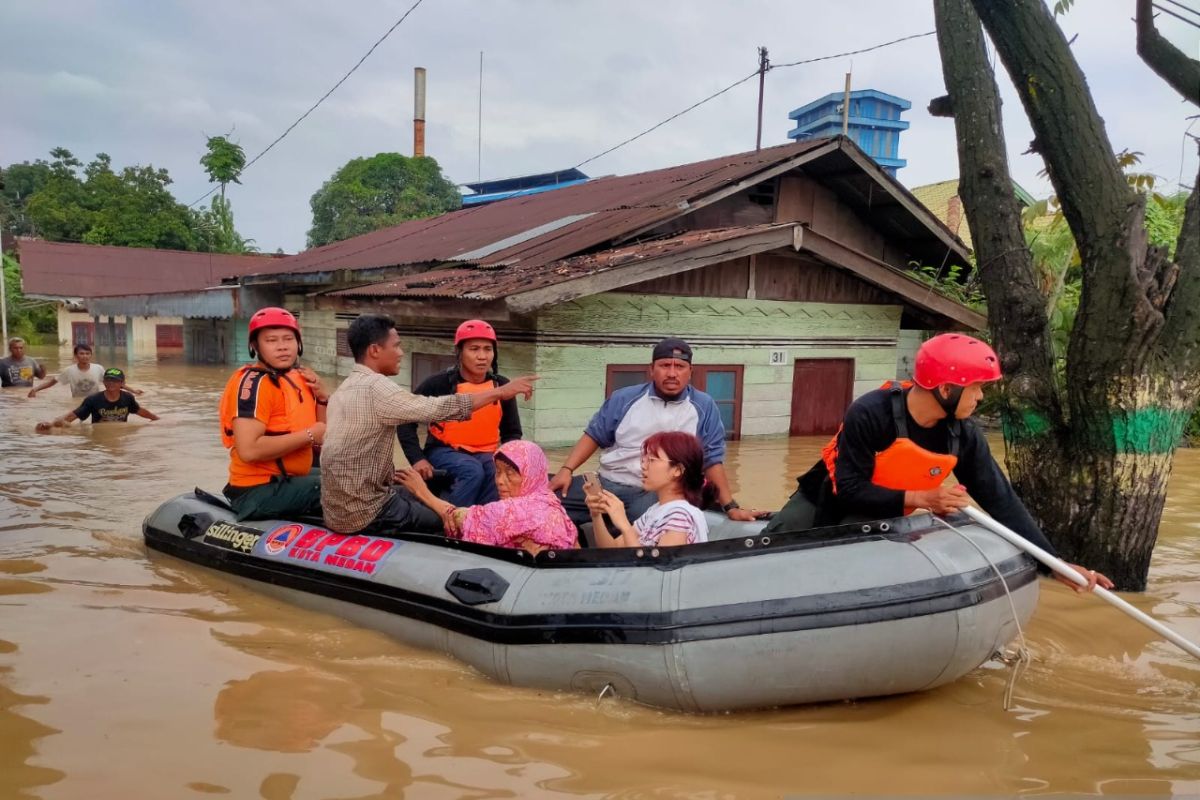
525, 293, 904, 445
293, 292, 904, 448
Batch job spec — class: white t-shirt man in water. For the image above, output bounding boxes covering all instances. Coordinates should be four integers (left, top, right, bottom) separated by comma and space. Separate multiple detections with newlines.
27, 344, 140, 399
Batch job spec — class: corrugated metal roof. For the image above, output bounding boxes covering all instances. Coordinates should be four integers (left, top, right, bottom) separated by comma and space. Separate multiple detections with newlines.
17, 239, 282, 299
248, 139, 840, 279
450, 213, 595, 262
326, 225, 793, 301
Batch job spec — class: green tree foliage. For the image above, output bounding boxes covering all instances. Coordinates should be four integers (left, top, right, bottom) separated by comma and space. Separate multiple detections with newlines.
1022, 182, 1191, 371
0, 158, 54, 236
196, 135, 255, 254
307, 153, 461, 248
194, 195, 258, 254
199, 135, 246, 196
912, 262, 985, 310
22, 148, 206, 250
2, 253, 57, 343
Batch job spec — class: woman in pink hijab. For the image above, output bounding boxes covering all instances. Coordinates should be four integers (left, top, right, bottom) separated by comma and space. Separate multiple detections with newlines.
396, 439, 578, 554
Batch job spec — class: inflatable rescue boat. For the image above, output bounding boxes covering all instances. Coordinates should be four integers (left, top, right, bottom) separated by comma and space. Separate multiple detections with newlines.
143, 490, 1037, 712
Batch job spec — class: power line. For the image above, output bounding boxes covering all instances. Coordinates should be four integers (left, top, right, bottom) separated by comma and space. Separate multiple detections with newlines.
1153, 1, 1200, 27
189, 0, 427, 207
573, 71, 760, 170
572, 30, 938, 171
771, 30, 935, 70
1158, 0, 1200, 18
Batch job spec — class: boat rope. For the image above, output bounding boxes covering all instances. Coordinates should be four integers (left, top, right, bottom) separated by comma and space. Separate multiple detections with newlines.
931, 516, 1031, 711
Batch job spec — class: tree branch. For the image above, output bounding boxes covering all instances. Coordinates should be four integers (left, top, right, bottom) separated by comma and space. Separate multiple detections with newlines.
969, 0, 1131, 256
1136, 0, 1200, 107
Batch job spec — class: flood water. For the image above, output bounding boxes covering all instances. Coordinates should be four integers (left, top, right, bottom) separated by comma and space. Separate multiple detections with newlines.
2, 351, 1199, 798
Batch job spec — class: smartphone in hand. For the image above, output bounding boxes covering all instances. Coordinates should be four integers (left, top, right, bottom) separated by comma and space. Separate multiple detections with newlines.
583, 471, 601, 497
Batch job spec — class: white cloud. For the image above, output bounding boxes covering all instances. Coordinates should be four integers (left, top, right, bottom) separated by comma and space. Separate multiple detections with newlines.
44, 70, 112, 98
2, 0, 1195, 253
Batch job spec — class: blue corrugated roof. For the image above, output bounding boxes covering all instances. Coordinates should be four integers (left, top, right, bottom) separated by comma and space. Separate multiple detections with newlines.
788, 89, 912, 120
463, 168, 588, 194
461, 178, 591, 207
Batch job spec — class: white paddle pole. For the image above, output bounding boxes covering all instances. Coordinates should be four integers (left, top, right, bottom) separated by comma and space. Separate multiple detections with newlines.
963, 506, 1200, 661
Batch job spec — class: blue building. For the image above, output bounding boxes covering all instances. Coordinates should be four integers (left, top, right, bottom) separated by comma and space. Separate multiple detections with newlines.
787, 90, 911, 175
461, 168, 589, 206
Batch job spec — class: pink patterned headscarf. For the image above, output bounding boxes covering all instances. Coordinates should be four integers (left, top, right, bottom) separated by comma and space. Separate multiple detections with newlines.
451, 440, 579, 552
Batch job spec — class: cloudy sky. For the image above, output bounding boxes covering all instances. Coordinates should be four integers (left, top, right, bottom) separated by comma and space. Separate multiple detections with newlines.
4, 1, 1197, 253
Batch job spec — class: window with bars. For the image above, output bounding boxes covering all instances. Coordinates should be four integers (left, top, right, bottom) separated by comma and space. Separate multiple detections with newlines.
411, 352, 458, 389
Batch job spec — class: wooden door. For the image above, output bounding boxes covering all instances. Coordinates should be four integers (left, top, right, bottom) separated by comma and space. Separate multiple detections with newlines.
155, 324, 183, 349
189, 321, 227, 363
789, 358, 854, 436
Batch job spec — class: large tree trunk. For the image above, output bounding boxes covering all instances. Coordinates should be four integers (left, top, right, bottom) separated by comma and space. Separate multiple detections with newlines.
935, 0, 1200, 589
930, 0, 1068, 530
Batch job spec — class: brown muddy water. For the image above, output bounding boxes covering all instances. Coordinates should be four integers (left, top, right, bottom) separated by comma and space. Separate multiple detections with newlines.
2, 351, 1199, 798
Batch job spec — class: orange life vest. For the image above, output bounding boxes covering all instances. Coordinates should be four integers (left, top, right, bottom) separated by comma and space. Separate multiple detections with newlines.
821, 381, 959, 512
428, 379, 502, 453
219, 364, 317, 487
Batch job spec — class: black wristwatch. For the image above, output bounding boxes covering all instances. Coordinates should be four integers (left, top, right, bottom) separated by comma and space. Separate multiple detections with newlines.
721, 500, 741, 513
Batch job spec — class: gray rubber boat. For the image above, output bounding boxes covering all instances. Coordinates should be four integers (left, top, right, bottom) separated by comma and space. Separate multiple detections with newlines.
143, 490, 1038, 712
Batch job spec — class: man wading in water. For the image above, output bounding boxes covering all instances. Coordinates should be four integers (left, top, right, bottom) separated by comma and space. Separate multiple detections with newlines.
36, 368, 158, 430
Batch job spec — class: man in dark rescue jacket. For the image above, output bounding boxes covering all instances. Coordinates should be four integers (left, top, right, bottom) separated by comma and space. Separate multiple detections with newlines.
397, 320, 522, 506
765, 333, 1112, 592
219, 307, 328, 521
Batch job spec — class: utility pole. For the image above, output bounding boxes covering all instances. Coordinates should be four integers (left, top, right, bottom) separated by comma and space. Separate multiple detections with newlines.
755, 46, 769, 152
841, 71, 852, 136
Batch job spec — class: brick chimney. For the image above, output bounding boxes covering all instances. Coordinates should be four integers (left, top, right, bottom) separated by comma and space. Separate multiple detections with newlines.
414, 67, 426, 157
947, 194, 963, 236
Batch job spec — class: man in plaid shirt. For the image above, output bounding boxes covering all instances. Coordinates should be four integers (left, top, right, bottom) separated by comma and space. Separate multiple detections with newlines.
320, 315, 537, 535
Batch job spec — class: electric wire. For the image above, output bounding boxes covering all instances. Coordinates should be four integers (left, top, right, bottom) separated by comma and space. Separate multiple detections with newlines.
1158, 0, 1200, 19
770, 31, 935, 69
573, 71, 761, 170
572, 30, 938, 171
1152, 1, 1200, 27
188, 0, 427, 207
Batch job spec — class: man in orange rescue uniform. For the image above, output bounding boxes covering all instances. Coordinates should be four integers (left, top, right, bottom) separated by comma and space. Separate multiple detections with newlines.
765, 333, 1113, 591
219, 307, 328, 520
397, 320, 523, 506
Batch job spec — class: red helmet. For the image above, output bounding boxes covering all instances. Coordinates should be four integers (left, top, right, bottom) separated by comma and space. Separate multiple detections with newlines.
913, 333, 1001, 389
454, 319, 497, 346
247, 307, 302, 358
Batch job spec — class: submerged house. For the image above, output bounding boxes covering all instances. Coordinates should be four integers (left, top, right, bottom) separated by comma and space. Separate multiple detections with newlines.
18, 241, 285, 362
17, 137, 982, 443
238, 137, 982, 443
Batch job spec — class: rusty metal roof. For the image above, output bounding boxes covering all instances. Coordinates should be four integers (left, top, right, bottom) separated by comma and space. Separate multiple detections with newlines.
17, 239, 283, 299
327, 225, 789, 301
247, 139, 842, 280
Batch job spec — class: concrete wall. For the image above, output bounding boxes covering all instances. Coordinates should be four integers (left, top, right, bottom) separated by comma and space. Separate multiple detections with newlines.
290, 292, 905, 447
56, 306, 185, 358
291, 306, 340, 375
896, 329, 925, 382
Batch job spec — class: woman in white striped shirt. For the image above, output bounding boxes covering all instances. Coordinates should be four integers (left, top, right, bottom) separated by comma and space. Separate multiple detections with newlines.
586, 431, 711, 548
